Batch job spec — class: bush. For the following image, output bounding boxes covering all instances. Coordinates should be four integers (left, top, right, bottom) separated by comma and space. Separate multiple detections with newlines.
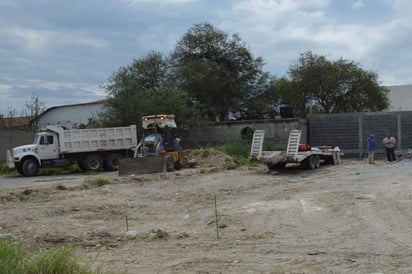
0, 239, 24, 274
218, 140, 251, 169
0, 163, 16, 175
0, 239, 105, 274
218, 140, 250, 158
83, 177, 111, 189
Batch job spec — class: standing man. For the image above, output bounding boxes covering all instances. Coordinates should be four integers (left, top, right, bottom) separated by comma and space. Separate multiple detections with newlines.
383, 132, 396, 162
367, 134, 376, 164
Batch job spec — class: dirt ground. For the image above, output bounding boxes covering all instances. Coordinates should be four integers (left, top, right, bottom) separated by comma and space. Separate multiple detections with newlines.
1, 149, 412, 274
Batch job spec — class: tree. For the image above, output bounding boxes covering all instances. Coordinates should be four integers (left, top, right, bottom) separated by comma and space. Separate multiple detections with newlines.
279, 51, 390, 117
25, 93, 46, 129
102, 52, 192, 130
171, 23, 275, 121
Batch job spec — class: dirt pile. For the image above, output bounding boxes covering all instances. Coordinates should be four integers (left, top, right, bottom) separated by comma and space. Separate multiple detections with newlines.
183, 148, 231, 169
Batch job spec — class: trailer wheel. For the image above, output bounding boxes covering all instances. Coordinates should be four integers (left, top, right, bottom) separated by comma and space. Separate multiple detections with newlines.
314, 155, 320, 168
164, 155, 175, 172
301, 155, 316, 170
84, 155, 103, 171
21, 158, 39, 177
104, 153, 122, 171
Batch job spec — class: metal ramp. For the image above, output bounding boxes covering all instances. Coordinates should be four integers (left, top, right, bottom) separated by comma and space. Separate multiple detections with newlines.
286, 130, 301, 160
250, 130, 265, 160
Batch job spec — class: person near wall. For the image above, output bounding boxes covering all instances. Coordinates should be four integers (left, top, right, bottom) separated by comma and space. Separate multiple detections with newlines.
367, 134, 376, 164
383, 132, 396, 162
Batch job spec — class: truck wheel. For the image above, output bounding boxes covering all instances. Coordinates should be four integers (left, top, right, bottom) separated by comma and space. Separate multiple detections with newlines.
103, 153, 122, 171
16, 163, 24, 175
22, 158, 39, 177
84, 155, 103, 171
78, 160, 86, 171
164, 155, 175, 172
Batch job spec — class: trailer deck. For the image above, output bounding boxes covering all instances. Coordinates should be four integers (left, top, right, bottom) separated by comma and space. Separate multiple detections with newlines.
250, 129, 342, 170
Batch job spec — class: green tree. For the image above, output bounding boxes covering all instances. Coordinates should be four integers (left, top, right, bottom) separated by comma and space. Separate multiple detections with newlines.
279, 51, 390, 117
172, 23, 275, 121
102, 51, 192, 130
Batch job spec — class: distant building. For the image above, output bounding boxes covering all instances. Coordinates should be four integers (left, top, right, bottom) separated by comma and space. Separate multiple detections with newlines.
387, 85, 412, 111
0, 116, 31, 128
35, 100, 106, 129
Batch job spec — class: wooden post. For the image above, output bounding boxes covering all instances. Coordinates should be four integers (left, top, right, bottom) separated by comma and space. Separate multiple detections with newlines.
215, 195, 220, 239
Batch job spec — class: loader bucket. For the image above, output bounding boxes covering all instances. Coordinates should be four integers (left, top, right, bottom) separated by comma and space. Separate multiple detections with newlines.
118, 157, 165, 176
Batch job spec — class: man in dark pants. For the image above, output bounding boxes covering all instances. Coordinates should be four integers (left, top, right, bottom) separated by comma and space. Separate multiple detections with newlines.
383, 132, 396, 162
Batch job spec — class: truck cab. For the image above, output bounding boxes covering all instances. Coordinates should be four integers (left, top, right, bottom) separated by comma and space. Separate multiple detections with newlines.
7, 131, 60, 176
34, 132, 59, 160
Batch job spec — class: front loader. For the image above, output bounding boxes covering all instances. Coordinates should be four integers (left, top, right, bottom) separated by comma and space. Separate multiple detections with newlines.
118, 114, 184, 176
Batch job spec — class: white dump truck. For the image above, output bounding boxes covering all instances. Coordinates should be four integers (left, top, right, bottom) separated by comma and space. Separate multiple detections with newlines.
6, 125, 137, 176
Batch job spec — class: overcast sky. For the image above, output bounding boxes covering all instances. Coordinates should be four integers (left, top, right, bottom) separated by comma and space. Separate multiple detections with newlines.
1, 0, 411, 116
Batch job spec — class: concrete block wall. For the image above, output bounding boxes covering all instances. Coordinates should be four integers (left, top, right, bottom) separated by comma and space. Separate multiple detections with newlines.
401, 112, 412, 149
308, 113, 359, 149
309, 111, 412, 158
0, 129, 35, 162
186, 118, 307, 149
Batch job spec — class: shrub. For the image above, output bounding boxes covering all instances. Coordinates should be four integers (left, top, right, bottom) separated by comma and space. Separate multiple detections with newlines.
0, 239, 106, 274
0, 163, 16, 175
83, 177, 111, 189
218, 140, 250, 158
0, 239, 24, 274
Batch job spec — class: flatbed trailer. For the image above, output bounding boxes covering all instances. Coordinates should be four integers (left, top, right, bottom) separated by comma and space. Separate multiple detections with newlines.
249, 129, 342, 170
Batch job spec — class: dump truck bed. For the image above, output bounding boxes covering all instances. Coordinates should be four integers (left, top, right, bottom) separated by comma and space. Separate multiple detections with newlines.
45, 125, 138, 154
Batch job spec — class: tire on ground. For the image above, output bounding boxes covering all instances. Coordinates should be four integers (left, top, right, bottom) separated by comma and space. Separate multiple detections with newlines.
78, 159, 86, 171
314, 155, 320, 168
103, 153, 122, 171
16, 163, 24, 175
164, 155, 175, 172
301, 155, 316, 170
22, 158, 39, 177
83, 155, 103, 171
174, 158, 183, 170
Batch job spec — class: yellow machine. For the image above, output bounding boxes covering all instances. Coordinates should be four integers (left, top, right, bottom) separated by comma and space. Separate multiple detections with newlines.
118, 114, 184, 176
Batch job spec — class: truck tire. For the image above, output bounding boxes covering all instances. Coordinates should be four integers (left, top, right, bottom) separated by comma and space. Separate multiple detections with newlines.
21, 158, 39, 177
16, 163, 24, 176
103, 153, 122, 171
83, 155, 103, 171
78, 160, 86, 171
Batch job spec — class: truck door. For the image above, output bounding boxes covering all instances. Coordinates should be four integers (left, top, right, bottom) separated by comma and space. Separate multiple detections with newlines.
38, 134, 59, 160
